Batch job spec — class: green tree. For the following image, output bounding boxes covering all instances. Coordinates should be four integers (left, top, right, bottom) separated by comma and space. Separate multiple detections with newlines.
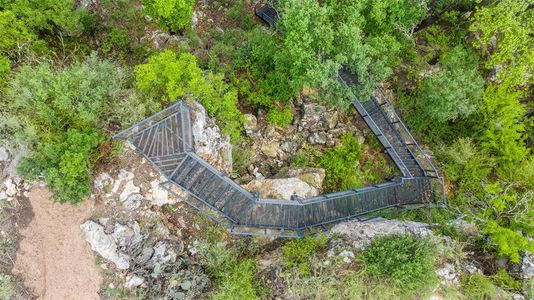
471, 0, 532, 175
0, 10, 34, 55
4, 54, 137, 203
417, 45, 484, 123
18, 129, 105, 204
135, 50, 244, 141
0, 0, 83, 34
141, 0, 195, 32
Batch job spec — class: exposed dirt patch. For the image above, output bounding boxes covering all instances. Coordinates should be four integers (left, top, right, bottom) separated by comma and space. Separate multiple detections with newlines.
12, 187, 102, 300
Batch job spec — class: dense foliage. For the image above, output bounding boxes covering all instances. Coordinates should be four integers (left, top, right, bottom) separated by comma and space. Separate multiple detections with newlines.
0, 0, 532, 297
135, 50, 244, 141
3, 55, 134, 203
361, 234, 437, 293
142, 0, 195, 32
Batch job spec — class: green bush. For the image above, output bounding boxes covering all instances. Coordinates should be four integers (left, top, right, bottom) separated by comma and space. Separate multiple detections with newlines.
135, 50, 244, 141
211, 259, 264, 300
0, 0, 83, 34
195, 239, 266, 300
320, 134, 366, 191
6, 53, 131, 142
141, 0, 195, 32
18, 129, 105, 204
291, 134, 368, 192
0, 10, 34, 55
491, 269, 521, 291
461, 273, 497, 300
361, 234, 437, 294
282, 235, 328, 276
4, 53, 138, 202
266, 106, 293, 127
417, 45, 484, 124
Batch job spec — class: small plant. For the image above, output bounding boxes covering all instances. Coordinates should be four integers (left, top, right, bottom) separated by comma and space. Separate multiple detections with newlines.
266, 106, 293, 127
141, 0, 195, 32
0, 274, 13, 300
361, 234, 437, 294
320, 134, 366, 191
282, 235, 328, 276
491, 269, 521, 291
461, 273, 497, 300
232, 145, 254, 178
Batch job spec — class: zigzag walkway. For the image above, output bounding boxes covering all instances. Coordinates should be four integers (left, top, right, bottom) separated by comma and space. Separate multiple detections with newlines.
113, 6, 445, 237
114, 93, 445, 237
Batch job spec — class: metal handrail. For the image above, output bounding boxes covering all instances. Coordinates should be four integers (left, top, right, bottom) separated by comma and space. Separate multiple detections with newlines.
373, 86, 440, 177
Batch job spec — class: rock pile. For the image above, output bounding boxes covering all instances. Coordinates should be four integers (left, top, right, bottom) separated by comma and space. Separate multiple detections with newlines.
240, 100, 364, 180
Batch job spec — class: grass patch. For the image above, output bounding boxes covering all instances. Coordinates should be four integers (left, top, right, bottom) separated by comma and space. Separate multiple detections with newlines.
282, 235, 328, 276
361, 234, 437, 295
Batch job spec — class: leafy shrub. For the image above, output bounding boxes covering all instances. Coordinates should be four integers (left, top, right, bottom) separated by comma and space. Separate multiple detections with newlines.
0, 56, 10, 79
6, 53, 131, 142
135, 50, 244, 141
320, 134, 365, 191
141, 0, 195, 32
4, 53, 137, 202
491, 269, 521, 291
282, 235, 328, 276
0, 0, 83, 33
232, 145, 254, 178
227, 0, 253, 30
266, 106, 293, 127
18, 129, 105, 204
461, 273, 497, 300
0, 10, 34, 55
291, 134, 368, 192
195, 239, 266, 300
417, 45, 484, 124
211, 259, 265, 300
361, 234, 437, 293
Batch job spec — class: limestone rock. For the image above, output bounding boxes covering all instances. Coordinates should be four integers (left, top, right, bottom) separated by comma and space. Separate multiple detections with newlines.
522, 252, 534, 280
261, 142, 279, 158
331, 217, 433, 249
274, 168, 325, 191
119, 180, 140, 203
123, 193, 143, 211
307, 132, 328, 145
4, 178, 18, 197
243, 114, 258, 137
149, 178, 174, 206
151, 241, 177, 265
435, 263, 459, 285
124, 275, 144, 288
0, 147, 9, 162
301, 103, 326, 131
80, 221, 131, 270
189, 101, 232, 175
244, 177, 319, 200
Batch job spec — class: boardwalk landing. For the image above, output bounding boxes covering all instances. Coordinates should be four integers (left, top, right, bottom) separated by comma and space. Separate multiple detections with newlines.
114, 92, 445, 237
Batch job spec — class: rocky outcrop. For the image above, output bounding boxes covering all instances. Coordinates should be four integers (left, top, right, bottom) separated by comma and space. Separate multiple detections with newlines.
243, 167, 325, 200
331, 217, 434, 249
239, 99, 365, 180
273, 167, 325, 191
522, 252, 534, 280
244, 177, 319, 200
80, 220, 141, 270
189, 101, 233, 175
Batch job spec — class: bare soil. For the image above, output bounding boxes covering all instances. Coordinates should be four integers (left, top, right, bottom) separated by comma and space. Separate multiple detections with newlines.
12, 187, 102, 300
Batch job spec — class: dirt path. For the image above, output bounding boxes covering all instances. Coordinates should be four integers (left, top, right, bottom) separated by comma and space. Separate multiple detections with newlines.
12, 187, 102, 300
